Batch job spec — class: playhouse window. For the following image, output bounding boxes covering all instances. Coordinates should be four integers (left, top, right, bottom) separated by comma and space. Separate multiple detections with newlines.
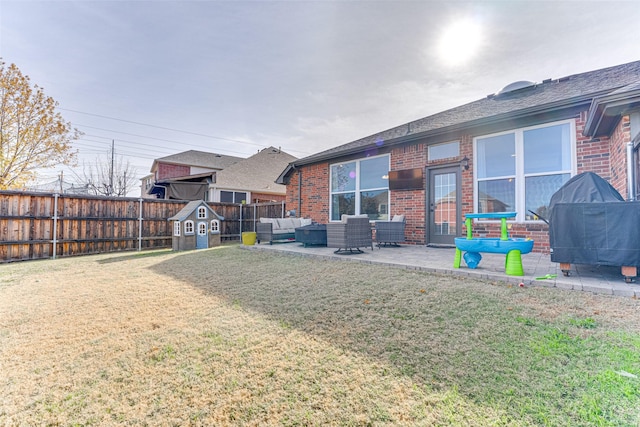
197, 206, 207, 219
173, 221, 180, 236
198, 222, 208, 235
210, 219, 220, 233
475, 120, 575, 221
184, 220, 194, 235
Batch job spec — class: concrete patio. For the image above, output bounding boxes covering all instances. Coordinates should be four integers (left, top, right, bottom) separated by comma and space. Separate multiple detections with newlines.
244, 241, 640, 298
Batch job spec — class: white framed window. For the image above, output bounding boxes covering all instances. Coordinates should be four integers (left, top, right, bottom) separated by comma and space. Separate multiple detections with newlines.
184, 220, 194, 235
330, 154, 390, 221
197, 206, 207, 219
428, 141, 459, 161
198, 222, 207, 235
210, 219, 220, 233
474, 120, 575, 222
173, 220, 181, 236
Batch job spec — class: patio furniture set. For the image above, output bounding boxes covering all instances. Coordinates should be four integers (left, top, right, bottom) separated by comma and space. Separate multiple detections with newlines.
255, 214, 407, 254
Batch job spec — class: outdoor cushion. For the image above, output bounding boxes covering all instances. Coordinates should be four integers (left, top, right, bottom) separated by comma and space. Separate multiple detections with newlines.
276, 218, 301, 230
340, 214, 369, 223
392, 214, 405, 222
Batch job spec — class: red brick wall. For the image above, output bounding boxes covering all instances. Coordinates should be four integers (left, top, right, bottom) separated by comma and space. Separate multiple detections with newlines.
576, 111, 611, 178
390, 144, 426, 244
252, 192, 286, 203
156, 163, 190, 180
284, 164, 330, 223
609, 115, 631, 198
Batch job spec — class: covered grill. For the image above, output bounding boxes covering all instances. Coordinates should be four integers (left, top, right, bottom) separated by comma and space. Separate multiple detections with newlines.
547, 172, 640, 282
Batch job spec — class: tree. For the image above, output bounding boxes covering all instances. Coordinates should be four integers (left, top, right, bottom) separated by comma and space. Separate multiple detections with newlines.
75, 141, 139, 197
0, 60, 80, 189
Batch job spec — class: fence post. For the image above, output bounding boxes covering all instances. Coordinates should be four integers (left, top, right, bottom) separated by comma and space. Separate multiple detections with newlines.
253, 204, 257, 231
239, 203, 243, 237
52, 193, 59, 260
138, 198, 143, 251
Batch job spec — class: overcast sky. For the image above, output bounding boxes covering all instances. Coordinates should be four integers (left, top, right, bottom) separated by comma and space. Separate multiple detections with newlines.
1, 0, 639, 188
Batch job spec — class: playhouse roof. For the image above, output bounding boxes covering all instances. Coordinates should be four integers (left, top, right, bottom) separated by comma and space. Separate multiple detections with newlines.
168, 200, 224, 222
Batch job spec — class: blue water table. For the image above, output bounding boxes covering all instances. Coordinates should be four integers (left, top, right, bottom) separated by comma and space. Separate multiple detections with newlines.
453, 212, 534, 276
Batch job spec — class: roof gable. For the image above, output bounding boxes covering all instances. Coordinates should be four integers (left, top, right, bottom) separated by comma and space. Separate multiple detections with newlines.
214, 147, 297, 194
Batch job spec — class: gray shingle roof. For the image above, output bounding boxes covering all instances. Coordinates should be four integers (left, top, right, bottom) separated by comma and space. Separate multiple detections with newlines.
213, 147, 297, 194
295, 60, 640, 166
152, 150, 243, 171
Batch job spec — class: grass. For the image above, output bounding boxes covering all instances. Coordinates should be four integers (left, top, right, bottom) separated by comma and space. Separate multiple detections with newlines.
0, 245, 639, 426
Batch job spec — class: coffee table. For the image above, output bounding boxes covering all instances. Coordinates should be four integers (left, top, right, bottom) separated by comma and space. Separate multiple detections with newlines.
295, 224, 327, 247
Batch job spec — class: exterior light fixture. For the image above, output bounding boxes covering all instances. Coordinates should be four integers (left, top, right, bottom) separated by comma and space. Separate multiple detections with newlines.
461, 156, 470, 170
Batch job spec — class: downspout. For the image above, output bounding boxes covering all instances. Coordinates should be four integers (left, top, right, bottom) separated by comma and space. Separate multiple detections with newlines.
627, 141, 635, 201
297, 166, 302, 218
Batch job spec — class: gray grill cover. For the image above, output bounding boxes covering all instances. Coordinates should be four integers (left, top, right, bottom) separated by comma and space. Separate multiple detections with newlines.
549, 172, 640, 267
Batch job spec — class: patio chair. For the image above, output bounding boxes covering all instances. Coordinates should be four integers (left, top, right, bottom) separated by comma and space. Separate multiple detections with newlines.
326, 215, 373, 254
375, 215, 406, 247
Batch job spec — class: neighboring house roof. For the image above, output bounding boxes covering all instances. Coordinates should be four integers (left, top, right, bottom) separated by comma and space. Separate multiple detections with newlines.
283, 60, 640, 172
213, 146, 296, 194
150, 150, 243, 172
168, 200, 224, 222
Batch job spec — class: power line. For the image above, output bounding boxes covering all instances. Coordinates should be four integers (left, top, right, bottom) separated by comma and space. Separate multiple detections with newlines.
61, 108, 266, 147
60, 107, 313, 157
74, 139, 175, 159
73, 123, 262, 158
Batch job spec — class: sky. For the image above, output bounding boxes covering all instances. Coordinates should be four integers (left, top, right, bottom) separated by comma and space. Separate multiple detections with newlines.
1, 0, 639, 193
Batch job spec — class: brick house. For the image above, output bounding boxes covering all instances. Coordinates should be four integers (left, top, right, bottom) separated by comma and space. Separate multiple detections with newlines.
277, 61, 640, 253
145, 147, 296, 203
145, 150, 242, 200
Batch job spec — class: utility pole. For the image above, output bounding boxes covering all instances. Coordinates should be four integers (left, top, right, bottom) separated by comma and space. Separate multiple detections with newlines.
59, 170, 64, 193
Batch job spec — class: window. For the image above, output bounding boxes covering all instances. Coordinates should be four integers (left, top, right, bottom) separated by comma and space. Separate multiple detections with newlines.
330, 155, 389, 221
475, 120, 574, 221
210, 219, 220, 233
184, 220, 194, 235
173, 221, 180, 236
428, 141, 459, 161
198, 222, 208, 235
197, 206, 207, 219
220, 191, 248, 204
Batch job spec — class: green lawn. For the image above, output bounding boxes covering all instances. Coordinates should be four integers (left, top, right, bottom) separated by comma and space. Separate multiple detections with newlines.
1, 246, 639, 426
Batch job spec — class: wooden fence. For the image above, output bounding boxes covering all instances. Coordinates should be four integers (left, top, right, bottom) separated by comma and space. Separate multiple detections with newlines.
0, 191, 287, 262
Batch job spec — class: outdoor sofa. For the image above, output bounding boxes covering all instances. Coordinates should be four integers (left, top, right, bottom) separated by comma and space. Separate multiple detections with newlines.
326, 215, 373, 254
256, 217, 312, 244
